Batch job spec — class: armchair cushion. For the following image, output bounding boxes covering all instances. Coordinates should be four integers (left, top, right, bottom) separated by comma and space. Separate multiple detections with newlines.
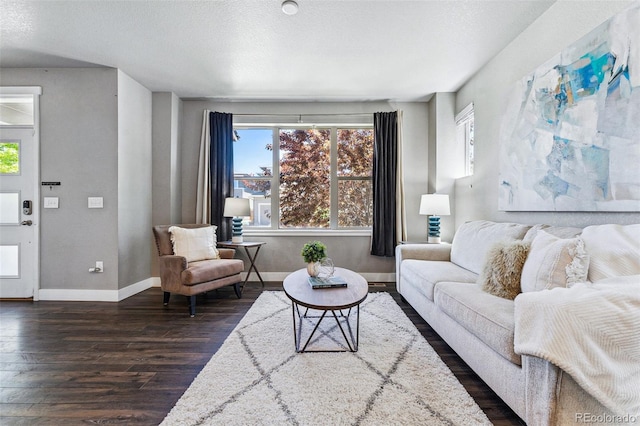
168, 225, 219, 262
182, 259, 245, 286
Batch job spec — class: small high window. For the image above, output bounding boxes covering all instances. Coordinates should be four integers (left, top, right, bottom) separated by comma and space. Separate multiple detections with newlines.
0, 95, 34, 126
456, 103, 474, 176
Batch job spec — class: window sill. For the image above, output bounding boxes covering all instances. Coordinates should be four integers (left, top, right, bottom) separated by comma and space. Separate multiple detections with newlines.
243, 229, 372, 238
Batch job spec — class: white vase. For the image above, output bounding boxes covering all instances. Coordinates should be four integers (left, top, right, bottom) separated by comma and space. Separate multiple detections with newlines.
307, 262, 321, 277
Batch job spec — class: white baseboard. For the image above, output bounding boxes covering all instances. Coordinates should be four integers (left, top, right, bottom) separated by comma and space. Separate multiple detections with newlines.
37, 272, 394, 302
242, 272, 395, 283
38, 277, 160, 302
118, 277, 159, 300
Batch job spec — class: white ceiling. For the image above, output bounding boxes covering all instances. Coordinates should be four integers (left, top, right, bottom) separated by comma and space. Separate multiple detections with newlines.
0, 0, 556, 101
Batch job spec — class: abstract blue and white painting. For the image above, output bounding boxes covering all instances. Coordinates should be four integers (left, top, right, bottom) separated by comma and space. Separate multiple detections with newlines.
499, 3, 640, 211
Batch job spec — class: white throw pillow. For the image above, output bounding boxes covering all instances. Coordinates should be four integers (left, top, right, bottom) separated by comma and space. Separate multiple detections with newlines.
581, 224, 640, 281
451, 220, 531, 274
168, 226, 219, 262
520, 230, 586, 292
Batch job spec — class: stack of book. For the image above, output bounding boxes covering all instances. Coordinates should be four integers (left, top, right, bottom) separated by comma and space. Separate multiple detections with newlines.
308, 276, 347, 289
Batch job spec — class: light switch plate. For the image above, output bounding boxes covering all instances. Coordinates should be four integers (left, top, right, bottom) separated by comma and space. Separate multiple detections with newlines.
44, 197, 59, 208
88, 197, 104, 209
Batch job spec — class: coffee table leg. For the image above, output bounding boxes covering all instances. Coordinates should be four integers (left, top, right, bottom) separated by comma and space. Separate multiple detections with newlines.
291, 301, 299, 351
330, 310, 354, 351
290, 306, 360, 353
300, 310, 329, 352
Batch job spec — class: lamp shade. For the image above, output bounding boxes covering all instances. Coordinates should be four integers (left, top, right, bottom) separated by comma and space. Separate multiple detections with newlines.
419, 194, 450, 216
223, 198, 250, 217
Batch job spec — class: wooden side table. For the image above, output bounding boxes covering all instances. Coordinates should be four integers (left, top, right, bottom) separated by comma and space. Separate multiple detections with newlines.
217, 241, 266, 288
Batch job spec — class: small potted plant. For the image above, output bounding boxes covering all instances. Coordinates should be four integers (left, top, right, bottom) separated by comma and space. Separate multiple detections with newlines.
301, 241, 327, 277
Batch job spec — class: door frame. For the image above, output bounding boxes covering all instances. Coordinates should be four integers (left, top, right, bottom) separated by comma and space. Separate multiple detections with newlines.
1, 86, 42, 300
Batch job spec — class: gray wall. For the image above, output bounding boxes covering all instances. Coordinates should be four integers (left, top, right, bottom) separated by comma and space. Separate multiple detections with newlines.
454, 1, 640, 228
117, 70, 153, 288
0, 68, 120, 290
151, 92, 183, 275
427, 93, 458, 243
179, 101, 430, 278
1, 67, 155, 294
152, 92, 182, 226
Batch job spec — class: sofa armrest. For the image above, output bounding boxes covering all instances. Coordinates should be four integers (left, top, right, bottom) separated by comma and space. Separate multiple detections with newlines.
396, 244, 451, 262
218, 248, 236, 259
395, 244, 452, 295
158, 255, 188, 293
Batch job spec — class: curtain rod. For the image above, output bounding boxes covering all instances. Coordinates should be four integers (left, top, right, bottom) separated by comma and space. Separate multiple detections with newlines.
232, 112, 374, 117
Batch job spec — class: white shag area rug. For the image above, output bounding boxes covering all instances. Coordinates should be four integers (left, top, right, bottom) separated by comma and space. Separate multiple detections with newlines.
161, 291, 490, 426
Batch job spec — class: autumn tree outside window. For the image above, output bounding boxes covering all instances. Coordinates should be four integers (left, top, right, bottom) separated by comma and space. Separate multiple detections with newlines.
233, 125, 373, 230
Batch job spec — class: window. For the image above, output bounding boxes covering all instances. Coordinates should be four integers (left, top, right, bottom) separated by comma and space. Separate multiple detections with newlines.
0, 95, 34, 126
0, 141, 20, 174
233, 125, 373, 230
456, 103, 474, 176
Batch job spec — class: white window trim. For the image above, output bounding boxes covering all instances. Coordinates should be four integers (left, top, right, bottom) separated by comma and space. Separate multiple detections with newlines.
455, 102, 474, 125
455, 103, 474, 177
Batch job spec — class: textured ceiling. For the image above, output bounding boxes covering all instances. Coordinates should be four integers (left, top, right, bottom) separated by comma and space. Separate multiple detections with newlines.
0, 0, 556, 101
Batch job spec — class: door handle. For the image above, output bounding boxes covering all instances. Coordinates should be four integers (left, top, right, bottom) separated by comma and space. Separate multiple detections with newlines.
21, 220, 33, 226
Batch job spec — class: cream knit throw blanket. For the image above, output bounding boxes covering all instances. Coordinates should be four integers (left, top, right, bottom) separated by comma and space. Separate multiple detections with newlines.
514, 277, 640, 417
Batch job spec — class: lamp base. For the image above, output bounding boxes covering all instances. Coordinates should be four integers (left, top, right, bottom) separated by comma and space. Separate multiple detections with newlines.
231, 217, 243, 243
428, 236, 441, 244
427, 215, 441, 244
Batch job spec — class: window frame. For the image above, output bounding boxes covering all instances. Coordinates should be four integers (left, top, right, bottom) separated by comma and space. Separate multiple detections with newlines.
233, 124, 374, 234
455, 103, 475, 177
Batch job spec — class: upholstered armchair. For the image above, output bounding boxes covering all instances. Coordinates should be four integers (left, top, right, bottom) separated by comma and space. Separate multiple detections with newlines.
153, 224, 245, 317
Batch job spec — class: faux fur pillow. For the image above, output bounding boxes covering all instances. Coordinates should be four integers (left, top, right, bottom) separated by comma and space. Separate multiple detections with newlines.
168, 225, 219, 262
477, 240, 530, 300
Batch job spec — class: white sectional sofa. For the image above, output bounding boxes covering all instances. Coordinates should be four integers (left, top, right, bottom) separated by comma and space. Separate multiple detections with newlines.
396, 220, 640, 425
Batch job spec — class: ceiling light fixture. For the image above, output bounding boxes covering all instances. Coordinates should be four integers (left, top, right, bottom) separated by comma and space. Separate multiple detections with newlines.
281, 0, 298, 15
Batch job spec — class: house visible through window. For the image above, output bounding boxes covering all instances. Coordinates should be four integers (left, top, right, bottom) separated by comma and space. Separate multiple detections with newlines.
233, 125, 373, 230
456, 103, 474, 176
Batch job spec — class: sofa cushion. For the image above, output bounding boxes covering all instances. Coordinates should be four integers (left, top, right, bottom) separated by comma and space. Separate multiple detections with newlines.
581, 224, 640, 282
451, 221, 531, 274
523, 224, 583, 242
435, 281, 520, 365
401, 260, 477, 301
521, 230, 586, 292
182, 258, 244, 285
477, 240, 530, 300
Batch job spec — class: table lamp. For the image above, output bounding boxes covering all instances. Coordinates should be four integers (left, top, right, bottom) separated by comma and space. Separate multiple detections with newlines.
223, 198, 251, 242
419, 194, 450, 243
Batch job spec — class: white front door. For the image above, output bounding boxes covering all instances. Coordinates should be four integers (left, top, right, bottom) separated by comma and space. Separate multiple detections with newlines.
0, 126, 38, 298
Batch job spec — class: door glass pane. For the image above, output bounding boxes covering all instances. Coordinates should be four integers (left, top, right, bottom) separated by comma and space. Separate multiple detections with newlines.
0, 141, 20, 175
0, 245, 20, 278
0, 95, 34, 125
0, 192, 20, 224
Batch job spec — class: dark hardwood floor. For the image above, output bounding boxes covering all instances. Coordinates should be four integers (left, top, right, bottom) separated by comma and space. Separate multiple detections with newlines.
0, 283, 525, 425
